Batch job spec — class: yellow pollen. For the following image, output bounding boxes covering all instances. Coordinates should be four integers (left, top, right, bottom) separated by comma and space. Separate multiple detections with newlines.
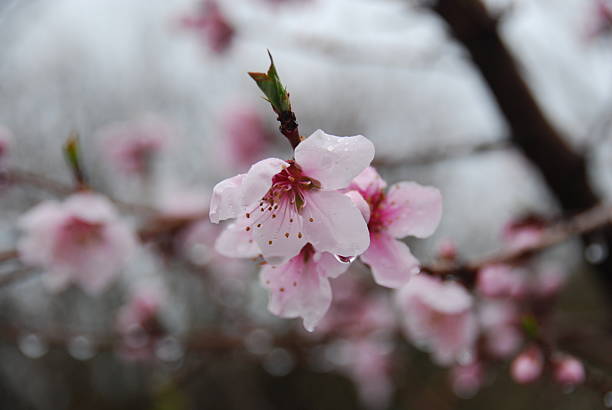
298, 232, 303, 239
257, 224, 262, 228
285, 232, 289, 238
268, 240, 273, 245
245, 227, 251, 232
309, 217, 314, 222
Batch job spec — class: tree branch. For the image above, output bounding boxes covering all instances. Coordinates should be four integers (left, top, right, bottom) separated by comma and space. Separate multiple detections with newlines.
430, 0, 612, 308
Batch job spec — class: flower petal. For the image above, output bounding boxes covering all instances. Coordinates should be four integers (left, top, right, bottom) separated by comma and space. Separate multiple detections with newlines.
302, 190, 370, 257
250, 199, 306, 265
260, 252, 336, 331
295, 130, 375, 190
209, 174, 245, 223
383, 182, 442, 239
345, 190, 371, 223
241, 158, 288, 206
349, 166, 386, 199
215, 219, 260, 258
360, 233, 420, 288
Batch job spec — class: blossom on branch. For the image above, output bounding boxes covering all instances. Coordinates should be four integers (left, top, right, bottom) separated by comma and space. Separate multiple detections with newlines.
260, 243, 350, 331
210, 129, 374, 265
17, 193, 137, 294
348, 167, 443, 288
396, 275, 477, 366
180, 0, 235, 54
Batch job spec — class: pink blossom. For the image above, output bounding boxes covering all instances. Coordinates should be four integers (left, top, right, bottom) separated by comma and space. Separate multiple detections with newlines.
396, 275, 477, 365
98, 116, 171, 176
157, 190, 209, 220
533, 264, 567, 298
210, 129, 374, 265
511, 346, 544, 384
220, 105, 272, 171
342, 339, 393, 409
17, 193, 137, 294
553, 355, 585, 386
260, 244, 350, 331
348, 167, 442, 288
180, 1, 234, 54
478, 300, 522, 358
476, 264, 528, 299
450, 362, 484, 398
502, 218, 545, 251
116, 285, 166, 361
588, 0, 612, 38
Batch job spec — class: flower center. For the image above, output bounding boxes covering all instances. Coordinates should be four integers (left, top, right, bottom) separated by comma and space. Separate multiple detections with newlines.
63, 216, 104, 246
366, 191, 386, 232
263, 161, 320, 212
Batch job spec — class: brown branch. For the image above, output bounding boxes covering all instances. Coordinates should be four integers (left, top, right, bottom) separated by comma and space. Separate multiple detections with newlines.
422, 203, 612, 287
430, 0, 612, 309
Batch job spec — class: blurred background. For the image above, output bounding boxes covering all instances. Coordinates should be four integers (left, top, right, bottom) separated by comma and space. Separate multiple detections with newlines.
0, 0, 611, 408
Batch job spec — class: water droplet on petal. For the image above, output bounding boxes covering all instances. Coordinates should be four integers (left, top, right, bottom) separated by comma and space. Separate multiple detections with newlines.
67, 335, 96, 360
334, 255, 356, 264
18, 333, 48, 359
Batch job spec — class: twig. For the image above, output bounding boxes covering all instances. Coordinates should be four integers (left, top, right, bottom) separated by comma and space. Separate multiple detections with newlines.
422, 203, 612, 286
373, 139, 511, 168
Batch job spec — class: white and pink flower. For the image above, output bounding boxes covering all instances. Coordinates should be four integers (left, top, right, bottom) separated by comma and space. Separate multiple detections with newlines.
210, 129, 374, 265
511, 345, 544, 384
180, 0, 235, 54
98, 116, 171, 176
17, 193, 137, 294
396, 275, 477, 365
260, 244, 350, 331
348, 167, 442, 288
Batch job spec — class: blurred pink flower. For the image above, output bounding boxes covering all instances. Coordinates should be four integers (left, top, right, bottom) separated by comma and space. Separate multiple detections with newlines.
210, 129, 374, 265
181, 0, 235, 54
348, 166, 443, 288
98, 116, 171, 176
397, 275, 477, 365
476, 264, 528, 299
511, 346, 544, 384
588, 0, 612, 39
553, 355, 585, 386
220, 105, 272, 171
116, 285, 166, 361
342, 339, 393, 409
450, 361, 484, 397
478, 300, 522, 358
17, 193, 137, 294
502, 218, 545, 252
157, 190, 210, 220
260, 244, 350, 331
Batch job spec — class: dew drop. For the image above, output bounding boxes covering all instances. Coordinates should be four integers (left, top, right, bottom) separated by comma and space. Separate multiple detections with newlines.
18, 333, 48, 359
67, 335, 96, 361
334, 255, 356, 264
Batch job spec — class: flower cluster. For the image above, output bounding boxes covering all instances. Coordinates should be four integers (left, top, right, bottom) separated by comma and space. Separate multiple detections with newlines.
210, 129, 443, 330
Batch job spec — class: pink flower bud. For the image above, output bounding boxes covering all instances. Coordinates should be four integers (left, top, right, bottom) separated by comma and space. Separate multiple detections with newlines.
554, 356, 585, 386
438, 239, 457, 261
511, 346, 544, 384
477, 264, 527, 299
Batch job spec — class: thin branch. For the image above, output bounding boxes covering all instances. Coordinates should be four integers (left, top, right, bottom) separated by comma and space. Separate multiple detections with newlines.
373, 139, 511, 168
422, 203, 612, 286
2, 168, 157, 215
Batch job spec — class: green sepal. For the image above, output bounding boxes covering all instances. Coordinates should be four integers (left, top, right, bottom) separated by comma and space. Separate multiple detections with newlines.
248, 51, 291, 114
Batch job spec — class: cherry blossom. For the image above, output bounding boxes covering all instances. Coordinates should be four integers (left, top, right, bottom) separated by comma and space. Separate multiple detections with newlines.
180, 0, 234, 54
17, 193, 137, 294
210, 129, 374, 264
260, 244, 350, 331
98, 116, 171, 176
348, 167, 442, 288
553, 355, 585, 386
450, 361, 484, 398
511, 345, 544, 384
220, 105, 272, 171
396, 275, 477, 365
116, 285, 166, 361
